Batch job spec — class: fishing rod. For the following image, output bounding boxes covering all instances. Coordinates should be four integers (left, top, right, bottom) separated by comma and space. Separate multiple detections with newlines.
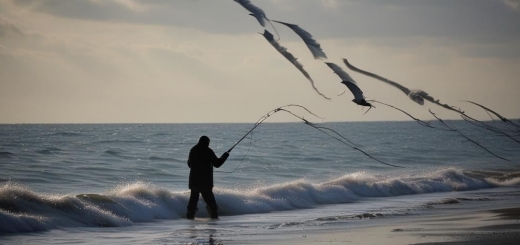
224, 104, 403, 170
225, 112, 268, 154
218, 104, 324, 173
226, 104, 323, 153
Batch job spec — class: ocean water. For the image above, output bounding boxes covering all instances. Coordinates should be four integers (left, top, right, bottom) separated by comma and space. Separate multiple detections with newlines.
1, 121, 520, 244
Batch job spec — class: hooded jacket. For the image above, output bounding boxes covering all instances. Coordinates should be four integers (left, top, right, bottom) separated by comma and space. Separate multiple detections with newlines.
187, 136, 229, 190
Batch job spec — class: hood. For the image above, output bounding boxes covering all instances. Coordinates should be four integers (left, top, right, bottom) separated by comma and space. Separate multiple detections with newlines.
197, 136, 210, 148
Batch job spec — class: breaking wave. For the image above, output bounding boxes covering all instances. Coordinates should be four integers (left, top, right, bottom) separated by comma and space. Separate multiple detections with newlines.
1, 168, 518, 234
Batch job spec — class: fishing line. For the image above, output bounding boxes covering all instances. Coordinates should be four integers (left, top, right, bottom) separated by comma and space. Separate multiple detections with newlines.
458, 110, 519, 134
484, 110, 496, 122
226, 104, 323, 153
429, 109, 510, 161
218, 105, 311, 173
312, 125, 358, 147
220, 104, 403, 172
461, 100, 520, 131
369, 100, 454, 131
460, 114, 520, 145
216, 131, 255, 174
278, 108, 404, 168
267, 19, 282, 41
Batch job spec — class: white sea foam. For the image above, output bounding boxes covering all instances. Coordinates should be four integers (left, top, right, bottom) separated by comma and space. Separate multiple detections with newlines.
1, 168, 517, 234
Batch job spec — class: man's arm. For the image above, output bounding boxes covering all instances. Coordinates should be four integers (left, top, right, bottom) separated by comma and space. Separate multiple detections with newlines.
210, 149, 229, 168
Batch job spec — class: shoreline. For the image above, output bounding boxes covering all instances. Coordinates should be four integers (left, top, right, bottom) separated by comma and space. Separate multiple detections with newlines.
260, 206, 520, 245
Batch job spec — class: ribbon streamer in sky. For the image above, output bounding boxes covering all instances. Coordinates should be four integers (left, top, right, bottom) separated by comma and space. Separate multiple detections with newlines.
343, 58, 462, 114
261, 30, 330, 100
325, 62, 372, 108
272, 20, 328, 60
234, 0, 281, 40
327, 62, 454, 130
234, 0, 267, 27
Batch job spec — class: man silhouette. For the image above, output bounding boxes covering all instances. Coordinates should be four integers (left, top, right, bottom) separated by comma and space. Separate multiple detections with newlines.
186, 136, 229, 219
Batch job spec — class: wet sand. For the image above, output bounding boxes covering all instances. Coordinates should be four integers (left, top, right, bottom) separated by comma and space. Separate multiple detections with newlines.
262, 207, 520, 245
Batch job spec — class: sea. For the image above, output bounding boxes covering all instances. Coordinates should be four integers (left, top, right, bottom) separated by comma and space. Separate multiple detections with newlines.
1, 121, 520, 244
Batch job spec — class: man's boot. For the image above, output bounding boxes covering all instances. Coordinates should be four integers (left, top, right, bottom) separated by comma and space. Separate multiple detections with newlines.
186, 208, 197, 220
206, 205, 219, 219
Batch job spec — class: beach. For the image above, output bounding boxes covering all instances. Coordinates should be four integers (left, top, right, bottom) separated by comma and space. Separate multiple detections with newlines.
265, 207, 520, 245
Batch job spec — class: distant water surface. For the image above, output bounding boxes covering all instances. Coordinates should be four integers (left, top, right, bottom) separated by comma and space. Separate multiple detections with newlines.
1, 122, 519, 242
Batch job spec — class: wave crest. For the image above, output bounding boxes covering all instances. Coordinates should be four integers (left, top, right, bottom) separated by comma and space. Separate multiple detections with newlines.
0, 168, 516, 234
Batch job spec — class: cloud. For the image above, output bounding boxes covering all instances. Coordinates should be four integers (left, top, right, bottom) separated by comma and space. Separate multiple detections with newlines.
0, 16, 24, 37
0, 19, 239, 123
8, 0, 520, 59
10, 0, 518, 41
317, 0, 520, 42
504, 0, 520, 10
10, 0, 253, 34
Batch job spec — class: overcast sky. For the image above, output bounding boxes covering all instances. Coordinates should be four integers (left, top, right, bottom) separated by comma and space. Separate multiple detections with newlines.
1, 0, 519, 123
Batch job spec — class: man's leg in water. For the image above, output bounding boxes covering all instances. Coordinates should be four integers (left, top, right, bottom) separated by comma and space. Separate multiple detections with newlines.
186, 190, 200, 219
201, 190, 219, 219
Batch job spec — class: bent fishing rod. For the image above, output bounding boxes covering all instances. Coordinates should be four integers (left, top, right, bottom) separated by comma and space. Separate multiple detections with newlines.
225, 104, 322, 153
224, 104, 403, 169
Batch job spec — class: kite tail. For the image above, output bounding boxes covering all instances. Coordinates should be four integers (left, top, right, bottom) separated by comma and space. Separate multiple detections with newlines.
428, 99, 464, 114
308, 78, 331, 100
343, 58, 466, 115
262, 30, 330, 100
343, 58, 412, 96
429, 110, 510, 161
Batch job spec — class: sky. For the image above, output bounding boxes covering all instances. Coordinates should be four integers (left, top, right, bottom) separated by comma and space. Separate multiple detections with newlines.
1, 0, 519, 123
